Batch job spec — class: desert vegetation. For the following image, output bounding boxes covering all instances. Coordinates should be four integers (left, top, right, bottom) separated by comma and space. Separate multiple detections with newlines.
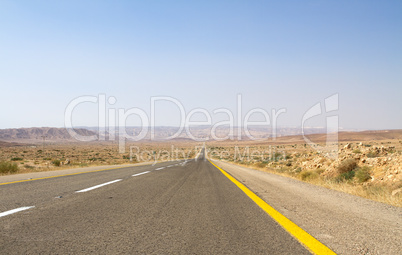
208, 139, 402, 207
0, 161, 19, 174
0, 142, 197, 175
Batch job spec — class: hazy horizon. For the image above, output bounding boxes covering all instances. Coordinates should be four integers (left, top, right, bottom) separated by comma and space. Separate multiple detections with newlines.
0, 125, 396, 132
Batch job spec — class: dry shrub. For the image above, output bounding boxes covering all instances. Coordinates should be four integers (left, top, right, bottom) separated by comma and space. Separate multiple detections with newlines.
337, 159, 358, 174
355, 166, 371, 183
300, 170, 319, 180
0, 161, 18, 174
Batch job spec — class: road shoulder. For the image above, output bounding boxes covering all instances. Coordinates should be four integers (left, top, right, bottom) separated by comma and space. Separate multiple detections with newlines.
212, 159, 402, 255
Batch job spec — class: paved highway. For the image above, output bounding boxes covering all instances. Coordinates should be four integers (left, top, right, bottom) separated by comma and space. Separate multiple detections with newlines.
0, 150, 315, 254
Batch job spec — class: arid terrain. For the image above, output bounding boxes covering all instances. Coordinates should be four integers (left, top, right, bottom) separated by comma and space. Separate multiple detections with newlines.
208, 130, 402, 206
0, 142, 197, 175
1, 128, 401, 206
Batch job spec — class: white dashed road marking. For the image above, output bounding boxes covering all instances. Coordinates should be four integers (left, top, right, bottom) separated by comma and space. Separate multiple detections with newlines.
132, 171, 150, 177
75, 179, 122, 193
0, 206, 35, 218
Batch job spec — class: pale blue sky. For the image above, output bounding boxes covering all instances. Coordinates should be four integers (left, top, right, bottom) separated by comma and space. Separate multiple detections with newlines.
0, 0, 401, 130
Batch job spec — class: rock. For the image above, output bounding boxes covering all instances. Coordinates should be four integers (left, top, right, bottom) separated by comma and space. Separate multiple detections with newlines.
358, 142, 363, 146
391, 188, 402, 196
361, 158, 366, 163
64, 159, 70, 165
344, 143, 352, 149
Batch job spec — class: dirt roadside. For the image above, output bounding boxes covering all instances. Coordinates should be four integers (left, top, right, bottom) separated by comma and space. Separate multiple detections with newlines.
212, 159, 401, 255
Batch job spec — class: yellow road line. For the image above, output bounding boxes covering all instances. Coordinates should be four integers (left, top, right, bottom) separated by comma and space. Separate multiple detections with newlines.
209, 160, 336, 255
0, 165, 135, 186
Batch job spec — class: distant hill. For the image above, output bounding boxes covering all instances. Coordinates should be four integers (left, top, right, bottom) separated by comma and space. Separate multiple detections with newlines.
1, 127, 400, 145
209, 129, 402, 146
0, 127, 97, 143
83, 126, 334, 141
307, 129, 402, 143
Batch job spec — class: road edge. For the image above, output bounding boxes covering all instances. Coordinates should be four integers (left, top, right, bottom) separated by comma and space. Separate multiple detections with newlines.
208, 159, 336, 255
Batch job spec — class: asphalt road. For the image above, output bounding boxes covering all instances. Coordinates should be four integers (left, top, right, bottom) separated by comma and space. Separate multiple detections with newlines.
0, 151, 311, 254
213, 160, 402, 255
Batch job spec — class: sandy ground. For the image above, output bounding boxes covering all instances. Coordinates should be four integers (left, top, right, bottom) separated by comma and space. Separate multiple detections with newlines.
212, 159, 402, 255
